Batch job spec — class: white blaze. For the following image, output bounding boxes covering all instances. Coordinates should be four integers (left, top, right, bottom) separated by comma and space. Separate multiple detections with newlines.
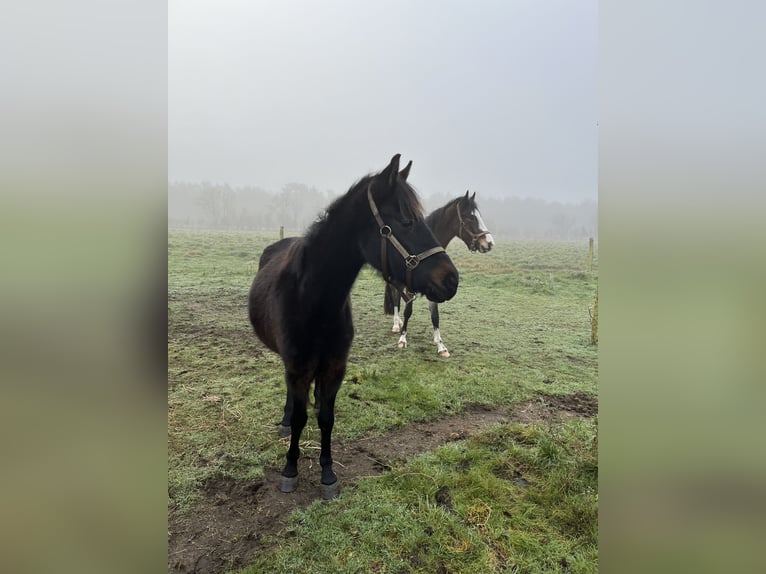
475, 210, 494, 246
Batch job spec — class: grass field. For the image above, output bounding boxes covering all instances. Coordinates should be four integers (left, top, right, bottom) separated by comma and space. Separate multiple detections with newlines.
168, 228, 598, 573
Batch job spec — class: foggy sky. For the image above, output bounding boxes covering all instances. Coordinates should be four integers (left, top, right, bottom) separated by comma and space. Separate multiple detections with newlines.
169, 0, 597, 203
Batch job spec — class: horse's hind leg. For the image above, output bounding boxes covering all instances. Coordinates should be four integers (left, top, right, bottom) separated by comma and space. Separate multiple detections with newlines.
398, 300, 414, 348
392, 290, 403, 333
392, 304, 402, 333
386, 284, 403, 332
429, 301, 449, 357
315, 363, 344, 499
280, 371, 311, 493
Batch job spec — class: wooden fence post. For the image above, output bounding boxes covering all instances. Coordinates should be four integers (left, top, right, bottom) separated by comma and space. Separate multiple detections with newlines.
590, 286, 599, 345
279, 226, 284, 240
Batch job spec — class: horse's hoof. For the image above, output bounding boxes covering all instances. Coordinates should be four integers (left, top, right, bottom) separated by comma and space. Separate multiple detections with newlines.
392, 325, 400, 333
321, 481, 340, 500
397, 342, 406, 349
278, 424, 291, 438
280, 475, 298, 493
438, 350, 450, 358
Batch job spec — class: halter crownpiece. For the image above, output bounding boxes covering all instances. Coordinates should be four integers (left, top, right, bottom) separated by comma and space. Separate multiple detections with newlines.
367, 184, 445, 296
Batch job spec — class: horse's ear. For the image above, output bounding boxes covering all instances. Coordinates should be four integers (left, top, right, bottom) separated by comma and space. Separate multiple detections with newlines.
471, 191, 476, 201
464, 190, 470, 199
399, 160, 412, 181
381, 154, 401, 188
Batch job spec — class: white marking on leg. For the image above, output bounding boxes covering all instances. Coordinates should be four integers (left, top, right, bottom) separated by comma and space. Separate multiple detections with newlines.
392, 306, 401, 333
397, 332, 407, 348
433, 327, 449, 357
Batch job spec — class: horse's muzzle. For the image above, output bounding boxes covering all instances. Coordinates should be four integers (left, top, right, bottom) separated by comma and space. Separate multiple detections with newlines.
477, 233, 494, 253
423, 267, 458, 303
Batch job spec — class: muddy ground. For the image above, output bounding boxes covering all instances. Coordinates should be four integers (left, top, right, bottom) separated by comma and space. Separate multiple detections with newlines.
168, 393, 597, 573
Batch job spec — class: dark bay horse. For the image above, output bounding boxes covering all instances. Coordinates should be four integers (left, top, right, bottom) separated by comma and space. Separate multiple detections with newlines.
384, 191, 493, 357
248, 155, 459, 499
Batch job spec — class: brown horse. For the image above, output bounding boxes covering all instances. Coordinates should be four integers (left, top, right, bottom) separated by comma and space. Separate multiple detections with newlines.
384, 191, 494, 357
248, 155, 459, 499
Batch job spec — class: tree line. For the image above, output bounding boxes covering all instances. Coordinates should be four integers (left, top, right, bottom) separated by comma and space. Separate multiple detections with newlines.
169, 181, 597, 240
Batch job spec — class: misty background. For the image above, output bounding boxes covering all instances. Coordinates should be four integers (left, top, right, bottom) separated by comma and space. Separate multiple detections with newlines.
169, 0, 597, 239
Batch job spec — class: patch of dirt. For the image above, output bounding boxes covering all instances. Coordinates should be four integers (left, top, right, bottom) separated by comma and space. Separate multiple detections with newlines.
168, 470, 318, 573
434, 486, 454, 511
508, 391, 598, 422
539, 391, 599, 417
168, 393, 597, 573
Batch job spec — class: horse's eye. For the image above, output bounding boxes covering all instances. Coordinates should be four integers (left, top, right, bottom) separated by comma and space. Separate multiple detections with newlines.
401, 219, 414, 228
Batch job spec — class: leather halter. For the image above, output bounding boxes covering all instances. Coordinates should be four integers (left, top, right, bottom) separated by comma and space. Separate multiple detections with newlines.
456, 202, 490, 252
367, 185, 445, 301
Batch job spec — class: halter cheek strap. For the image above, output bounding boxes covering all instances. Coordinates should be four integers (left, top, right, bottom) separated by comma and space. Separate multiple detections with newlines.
456, 203, 490, 251
367, 185, 445, 299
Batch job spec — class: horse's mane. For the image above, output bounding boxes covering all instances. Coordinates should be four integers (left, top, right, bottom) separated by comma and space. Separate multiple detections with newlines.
394, 178, 426, 222
304, 172, 426, 243
426, 195, 475, 227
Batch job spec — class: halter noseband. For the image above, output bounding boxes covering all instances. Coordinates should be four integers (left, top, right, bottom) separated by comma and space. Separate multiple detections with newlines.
456, 202, 490, 252
367, 185, 445, 302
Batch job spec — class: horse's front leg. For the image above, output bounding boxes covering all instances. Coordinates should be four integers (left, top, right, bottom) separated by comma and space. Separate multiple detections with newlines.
398, 299, 414, 349
280, 371, 311, 493
278, 386, 293, 437
315, 364, 344, 499
429, 301, 449, 357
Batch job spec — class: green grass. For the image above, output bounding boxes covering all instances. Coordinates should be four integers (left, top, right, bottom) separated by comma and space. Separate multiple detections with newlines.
168, 229, 598, 571
243, 419, 598, 574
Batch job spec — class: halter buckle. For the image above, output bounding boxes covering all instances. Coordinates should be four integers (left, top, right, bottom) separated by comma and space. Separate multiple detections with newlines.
380, 225, 392, 237
405, 255, 420, 270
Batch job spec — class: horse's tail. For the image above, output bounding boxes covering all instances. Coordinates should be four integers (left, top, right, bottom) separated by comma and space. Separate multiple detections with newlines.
383, 282, 398, 315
